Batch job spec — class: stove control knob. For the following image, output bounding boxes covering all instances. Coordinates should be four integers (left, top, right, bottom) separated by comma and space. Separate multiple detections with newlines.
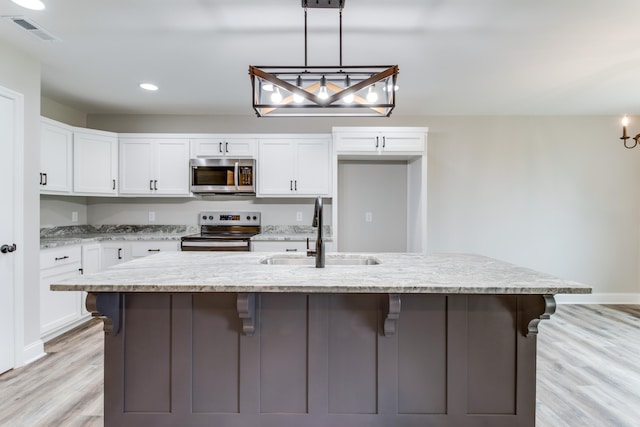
202, 215, 207, 220
253, 216, 257, 220
209, 216, 213, 220
246, 215, 251, 220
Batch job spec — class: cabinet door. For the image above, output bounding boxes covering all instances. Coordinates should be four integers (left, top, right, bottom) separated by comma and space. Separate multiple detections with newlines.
40, 119, 73, 194
40, 246, 83, 337
191, 138, 226, 158
224, 138, 256, 157
119, 139, 154, 194
252, 241, 311, 252
73, 130, 118, 195
81, 243, 102, 315
130, 241, 179, 259
258, 140, 295, 195
101, 242, 130, 269
154, 139, 190, 195
295, 139, 331, 196
334, 133, 379, 153
382, 133, 425, 153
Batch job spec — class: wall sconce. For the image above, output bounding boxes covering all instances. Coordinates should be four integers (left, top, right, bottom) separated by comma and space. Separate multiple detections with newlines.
620, 115, 640, 149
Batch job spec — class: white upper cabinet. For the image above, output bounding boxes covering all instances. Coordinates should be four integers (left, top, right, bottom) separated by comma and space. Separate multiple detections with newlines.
333, 127, 426, 156
40, 118, 73, 194
119, 137, 190, 196
258, 136, 331, 197
191, 136, 257, 158
73, 128, 118, 195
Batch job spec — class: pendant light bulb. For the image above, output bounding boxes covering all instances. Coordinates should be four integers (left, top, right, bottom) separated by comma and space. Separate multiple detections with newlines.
293, 75, 305, 103
366, 85, 378, 103
318, 76, 329, 100
271, 87, 283, 103
263, 80, 274, 92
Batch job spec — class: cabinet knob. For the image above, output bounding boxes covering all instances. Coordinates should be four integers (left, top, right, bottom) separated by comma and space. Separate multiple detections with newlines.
1, 243, 16, 254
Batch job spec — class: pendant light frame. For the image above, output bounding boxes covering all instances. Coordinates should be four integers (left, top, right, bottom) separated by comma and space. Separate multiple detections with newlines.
249, 0, 399, 117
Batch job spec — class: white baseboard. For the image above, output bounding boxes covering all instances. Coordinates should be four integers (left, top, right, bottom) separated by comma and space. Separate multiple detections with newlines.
555, 293, 640, 305
20, 339, 45, 367
40, 314, 92, 344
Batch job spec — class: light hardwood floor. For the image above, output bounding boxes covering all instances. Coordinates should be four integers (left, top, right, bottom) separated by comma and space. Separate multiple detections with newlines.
0, 304, 638, 426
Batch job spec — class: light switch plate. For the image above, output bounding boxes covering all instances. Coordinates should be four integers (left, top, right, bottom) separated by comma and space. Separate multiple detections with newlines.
149, 211, 156, 222
71, 211, 78, 222
365, 212, 373, 223
296, 211, 303, 222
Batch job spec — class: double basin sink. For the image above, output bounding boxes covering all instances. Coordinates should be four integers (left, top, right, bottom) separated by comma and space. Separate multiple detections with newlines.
260, 254, 380, 266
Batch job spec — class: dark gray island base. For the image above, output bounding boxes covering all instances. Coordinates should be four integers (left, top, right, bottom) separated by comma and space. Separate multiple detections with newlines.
88, 291, 555, 427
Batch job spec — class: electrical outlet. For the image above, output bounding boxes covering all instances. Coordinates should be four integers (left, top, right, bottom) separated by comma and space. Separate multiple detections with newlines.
149, 211, 156, 222
71, 211, 78, 222
365, 212, 373, 223
296, 211, 303, 222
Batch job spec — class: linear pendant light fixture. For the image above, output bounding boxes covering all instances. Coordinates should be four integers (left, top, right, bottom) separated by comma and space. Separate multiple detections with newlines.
249, 0, 399, 117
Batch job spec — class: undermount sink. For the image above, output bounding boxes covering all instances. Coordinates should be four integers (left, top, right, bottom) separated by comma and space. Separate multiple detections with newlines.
260, 254, 381, 266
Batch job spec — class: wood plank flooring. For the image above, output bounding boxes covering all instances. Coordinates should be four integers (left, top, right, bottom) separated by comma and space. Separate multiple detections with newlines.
0, 304, 638, 426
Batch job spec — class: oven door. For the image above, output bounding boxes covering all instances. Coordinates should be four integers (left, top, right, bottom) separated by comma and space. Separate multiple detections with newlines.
190, 158, 255, 194
180, 237, 252, 252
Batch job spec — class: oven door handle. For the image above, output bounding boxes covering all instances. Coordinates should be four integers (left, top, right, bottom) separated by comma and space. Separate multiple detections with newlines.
234, 161, 239, 190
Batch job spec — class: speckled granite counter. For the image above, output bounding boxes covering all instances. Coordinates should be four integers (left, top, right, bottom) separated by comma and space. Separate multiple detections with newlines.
52, 251, 591, 295
40, 224, 331, 249
40, 225, 198, 249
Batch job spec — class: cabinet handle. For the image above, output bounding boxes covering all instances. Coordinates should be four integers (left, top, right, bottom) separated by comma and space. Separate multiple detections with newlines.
375, 136, 379, 148
43, 173, 47, 186
39, 173, 43, 186
382, 136, 386, 148
219, 142, 223, 153
290, 180, 293, 191
112, 179, 116, 190
225, 142, 229, 153
147, 249, 161, 252
54, 255, 69, 261
294, 180, 297, 191
154, 180, 158, 191
285, 248, 298, 252
150, 180, 153, 191
79, 268, 84, 275
117, 248, 122, 260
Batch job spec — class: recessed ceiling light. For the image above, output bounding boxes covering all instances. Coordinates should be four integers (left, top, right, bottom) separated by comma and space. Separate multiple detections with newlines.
139, 83, 158, 91
11, 0, 45, 11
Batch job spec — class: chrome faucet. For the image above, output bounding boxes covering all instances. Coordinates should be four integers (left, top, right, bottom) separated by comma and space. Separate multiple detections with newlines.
307, 196, 325, 268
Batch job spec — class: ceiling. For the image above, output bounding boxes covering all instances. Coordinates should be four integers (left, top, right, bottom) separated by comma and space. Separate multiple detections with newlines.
1, 0, 639, 116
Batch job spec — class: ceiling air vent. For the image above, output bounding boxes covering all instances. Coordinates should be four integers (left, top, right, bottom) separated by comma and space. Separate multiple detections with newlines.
4, 16, 59, 41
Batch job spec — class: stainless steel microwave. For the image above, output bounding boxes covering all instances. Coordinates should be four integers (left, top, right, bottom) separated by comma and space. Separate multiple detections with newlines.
190, 158, 256, 195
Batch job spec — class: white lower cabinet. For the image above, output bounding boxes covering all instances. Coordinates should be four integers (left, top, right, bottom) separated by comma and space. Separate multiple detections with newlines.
130, 241, 179, 259
101, 242, 131, 269
40, 246, 84, 339
80, 243, 102, 316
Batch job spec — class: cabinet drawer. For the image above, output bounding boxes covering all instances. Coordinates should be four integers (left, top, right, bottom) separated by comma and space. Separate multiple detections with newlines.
40, 246, 82, 270
131, 241, 179, 258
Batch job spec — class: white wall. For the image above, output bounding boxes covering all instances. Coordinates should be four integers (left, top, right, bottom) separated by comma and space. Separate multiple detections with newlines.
0, 40, 42, 362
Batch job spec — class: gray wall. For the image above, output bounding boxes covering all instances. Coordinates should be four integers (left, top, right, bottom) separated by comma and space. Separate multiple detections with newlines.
0, 39, 41, 356
338, 161, 408, 252
41, 97, 86, 128
83, 113, 640, 298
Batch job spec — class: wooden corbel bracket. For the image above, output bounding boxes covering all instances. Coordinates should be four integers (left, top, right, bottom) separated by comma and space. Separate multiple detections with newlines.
522, 294, 556, 337
85, 292, 123, 336
383, 294, 402, 336
237, 293, 256, 336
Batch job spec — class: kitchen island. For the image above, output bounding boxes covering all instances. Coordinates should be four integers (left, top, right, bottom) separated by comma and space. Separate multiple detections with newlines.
52, 252, 591, 427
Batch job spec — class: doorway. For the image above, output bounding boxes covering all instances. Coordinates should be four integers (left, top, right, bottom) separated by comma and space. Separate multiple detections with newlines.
0, 86, 22, 374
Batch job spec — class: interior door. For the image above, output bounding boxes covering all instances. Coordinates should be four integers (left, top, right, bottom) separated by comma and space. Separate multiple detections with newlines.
0, 90, 16, 374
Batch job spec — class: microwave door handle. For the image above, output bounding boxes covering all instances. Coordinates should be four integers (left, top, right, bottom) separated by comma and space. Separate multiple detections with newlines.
234, 161, 239, 190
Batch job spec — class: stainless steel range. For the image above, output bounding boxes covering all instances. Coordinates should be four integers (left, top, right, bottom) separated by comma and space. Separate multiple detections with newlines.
180, 211, 261, 252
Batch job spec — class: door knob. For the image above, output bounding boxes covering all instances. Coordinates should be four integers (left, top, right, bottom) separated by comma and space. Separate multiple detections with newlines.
1, 243, 16, 254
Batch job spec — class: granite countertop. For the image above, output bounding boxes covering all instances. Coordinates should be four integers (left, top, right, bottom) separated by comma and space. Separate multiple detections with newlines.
40, 225, 333, 249
51, 251, 592, 295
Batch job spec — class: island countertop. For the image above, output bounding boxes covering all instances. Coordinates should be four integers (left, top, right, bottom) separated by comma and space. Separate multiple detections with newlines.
51, 252, 592, 295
